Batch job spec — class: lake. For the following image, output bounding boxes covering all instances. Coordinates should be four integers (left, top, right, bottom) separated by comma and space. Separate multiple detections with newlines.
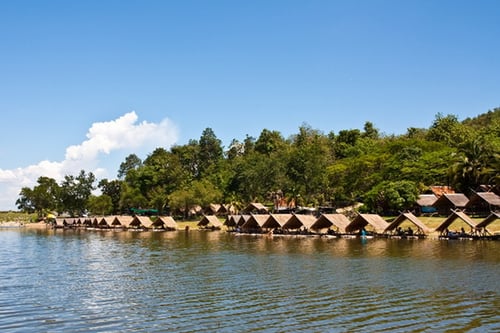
0, 228, 498, 332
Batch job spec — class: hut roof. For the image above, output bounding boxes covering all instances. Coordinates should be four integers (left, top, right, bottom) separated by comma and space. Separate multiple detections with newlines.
475, 211, 500, 229
242, 202, 269, 214
54, 218, 67, 227
223, 215, 239, 227
241, 214, 269, 230
283, 214, 317, 230
154, 216, 178, 230
435, 210, 477, 232
197, 215, 223, 228
310, 214, 351, 233
416, 194, 438, 207
130, 216, 153, 228
262, 214, 292, 229
345, 214, 390, 233
237, 214, 251, 227
112, 215, 134, 227
98, 216, 116, 226
434, 193, 469, 208
466, 192, 500, 208
384, 212, 431, 234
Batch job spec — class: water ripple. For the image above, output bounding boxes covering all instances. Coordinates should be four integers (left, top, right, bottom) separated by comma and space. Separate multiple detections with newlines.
0, 230, 498, 332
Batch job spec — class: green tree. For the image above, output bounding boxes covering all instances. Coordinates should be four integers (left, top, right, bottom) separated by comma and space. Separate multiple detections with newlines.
363, 180, 419, 215
16, 176, 60, 217
118, 154, 142, 179
87, 194, 113, 216
59, 170, 96, 216
198, 128, 223, 177
98, 179, 122, 214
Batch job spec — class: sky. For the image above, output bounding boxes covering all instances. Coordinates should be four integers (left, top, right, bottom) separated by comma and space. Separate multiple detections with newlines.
0, 0, 499, 210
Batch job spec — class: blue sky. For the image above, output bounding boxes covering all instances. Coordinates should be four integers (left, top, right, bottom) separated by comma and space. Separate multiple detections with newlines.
0, 0, 499, 210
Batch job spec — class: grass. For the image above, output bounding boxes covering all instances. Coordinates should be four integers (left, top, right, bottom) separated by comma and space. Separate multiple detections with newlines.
0, 211, 38, 223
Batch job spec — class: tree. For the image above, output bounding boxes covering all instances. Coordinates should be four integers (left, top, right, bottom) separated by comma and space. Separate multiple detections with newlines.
98, 179, 123, 214
363, 180, 419, 215
198, 128, 223, 177
450, 137, 495, 195
16, 176, 60, 218
87, 195, 113, 216
59, 170, 96, 216
118, 154, 142, 179
168, 179, 222, 219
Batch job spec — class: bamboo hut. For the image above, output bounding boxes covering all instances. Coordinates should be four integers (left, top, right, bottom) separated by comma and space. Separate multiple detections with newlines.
345, 214, 390, 235
129, 216, 154, 230
434, 210, 477, 236
282, 214, 317, 233
474, 212, 500, 236
433, 193, 469, 216
465, 192, 500, 217
310, 214, 351, 234
262, 214, 292, 230
197, 215, 223, 230
153, 216, 178, 231
384, 212, 431, 237
240, 214, 268, 233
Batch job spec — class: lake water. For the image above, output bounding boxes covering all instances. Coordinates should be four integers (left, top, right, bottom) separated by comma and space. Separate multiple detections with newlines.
0, 228, 498, 332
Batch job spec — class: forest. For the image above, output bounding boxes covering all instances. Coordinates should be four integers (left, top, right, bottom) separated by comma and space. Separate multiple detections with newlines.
16, 108, 500, 219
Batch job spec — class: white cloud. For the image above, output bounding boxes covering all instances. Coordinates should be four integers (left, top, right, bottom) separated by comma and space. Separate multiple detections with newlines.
0, 111, 179, 211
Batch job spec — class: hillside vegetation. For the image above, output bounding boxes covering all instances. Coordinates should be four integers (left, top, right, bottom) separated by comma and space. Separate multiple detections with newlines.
14, 108, 500, 218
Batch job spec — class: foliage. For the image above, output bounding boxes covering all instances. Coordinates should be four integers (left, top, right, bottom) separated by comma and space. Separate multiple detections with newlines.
14, 109, 500, 216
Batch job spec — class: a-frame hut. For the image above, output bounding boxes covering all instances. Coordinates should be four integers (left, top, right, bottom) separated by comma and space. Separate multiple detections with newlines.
240, 214, 269, 233
153, 216, 178, 231
434, 210, 477, 235
282, 214, 317, 231
310, 214, 351, 234
384, 212, 431, 235
345, 214, 390, 234
242, 202, 269, 214
474, 212, 500, 235
223, 215, 240, 229
236, 215, 251, 227
197, 215, 223, 230
433, 193, 469, 215
262, 214, 292, 230
111, 215, 134, 229
465, 192, 500, 217
129, 216, 154, 229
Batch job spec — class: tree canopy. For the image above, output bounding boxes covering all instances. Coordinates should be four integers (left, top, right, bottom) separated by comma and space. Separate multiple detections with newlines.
16, 110, 500, 217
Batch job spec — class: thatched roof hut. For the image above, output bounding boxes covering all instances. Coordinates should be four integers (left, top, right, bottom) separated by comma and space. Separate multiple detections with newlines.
384, 212, 431, 234
345, 214, 389, 234
465, 192, 500, 216
240, 214, 269, 232
111, 215, 134, 228
197, 215, 223, 229
262, 214, 292, 229
282, 214, 317, 230
433, 193, 469, 215
223, 215, 240, 228
153, 216, 178, 230
129, 216, 154, 229
97, 216, 116, 228
474, 211, 500, 230
310, 214, 351, 233
434, 210, 477, 233
242, 202, 269, 214
236, 215, 251, 227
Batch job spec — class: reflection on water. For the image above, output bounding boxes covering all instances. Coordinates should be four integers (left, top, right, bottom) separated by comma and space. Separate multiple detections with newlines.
0, 229, 498, 332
